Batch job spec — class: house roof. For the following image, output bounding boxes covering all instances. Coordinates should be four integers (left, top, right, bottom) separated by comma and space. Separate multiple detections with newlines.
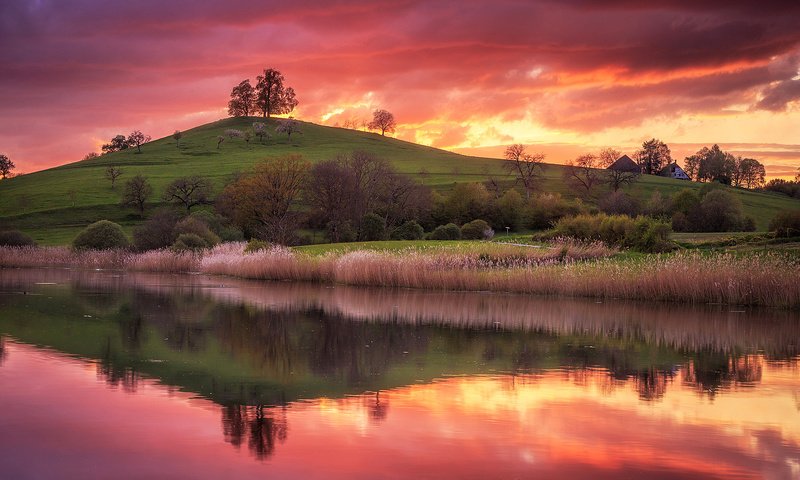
607, 155, 640, 172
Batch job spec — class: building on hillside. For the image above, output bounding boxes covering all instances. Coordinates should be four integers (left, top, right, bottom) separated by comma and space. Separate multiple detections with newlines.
607, 155, 641, 173
659, 162, 691, 180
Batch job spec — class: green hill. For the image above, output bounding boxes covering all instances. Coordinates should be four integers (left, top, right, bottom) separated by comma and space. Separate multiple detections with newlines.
0, 116, 798, 244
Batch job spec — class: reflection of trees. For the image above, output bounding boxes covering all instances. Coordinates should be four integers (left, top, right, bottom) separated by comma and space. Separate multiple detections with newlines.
96, 338, 139, 392
683, 354, 764, 397
367, 391, 389, 423
221, 404, 288, 460
0, 336, 6, 366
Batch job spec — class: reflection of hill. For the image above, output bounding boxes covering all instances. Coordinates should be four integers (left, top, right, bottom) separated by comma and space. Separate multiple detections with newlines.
0, 268, 797, 409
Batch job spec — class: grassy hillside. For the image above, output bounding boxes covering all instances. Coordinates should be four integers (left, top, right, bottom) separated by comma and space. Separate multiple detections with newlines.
1, 116, 798, 244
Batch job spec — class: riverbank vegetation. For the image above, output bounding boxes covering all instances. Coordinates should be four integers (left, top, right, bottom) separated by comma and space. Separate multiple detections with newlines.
2, 242, 798, 308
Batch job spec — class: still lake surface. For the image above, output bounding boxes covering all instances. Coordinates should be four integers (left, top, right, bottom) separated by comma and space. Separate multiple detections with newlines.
0, 268, 798, 479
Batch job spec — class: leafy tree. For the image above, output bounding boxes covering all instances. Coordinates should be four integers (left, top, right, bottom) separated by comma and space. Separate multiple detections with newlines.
564, 153, 603, 197
72, 220, 129, 250
493, 189, 524, 231
102, 135, 130, 154
104, 165, 123, 188
218, 155, 310, 244
255, 68, 298, 118
445, 183, 490, 224
162, 175, 213, 211
636, 139, 672, 175
0, 154, 14, 179
503, 144, 545, 200
0, 230, 35, 247
367, 109, 396, 136
127, 130, 151, 154
275, 118, 301, 138
390, 220, 424, 240
460, 219, 491, 240
173, 130, 183, 147
121, 175, 153, 214
732, 157, 765, 189
228, 79, 256, 117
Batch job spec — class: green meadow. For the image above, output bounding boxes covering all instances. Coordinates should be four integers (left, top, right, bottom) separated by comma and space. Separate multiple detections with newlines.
1, 116, 798, 245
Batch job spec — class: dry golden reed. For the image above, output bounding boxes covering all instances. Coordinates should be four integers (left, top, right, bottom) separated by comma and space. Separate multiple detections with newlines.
1, 243, 798, 308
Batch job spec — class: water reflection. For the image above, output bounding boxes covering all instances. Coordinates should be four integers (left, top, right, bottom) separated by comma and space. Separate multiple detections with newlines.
0, 269, 799, 477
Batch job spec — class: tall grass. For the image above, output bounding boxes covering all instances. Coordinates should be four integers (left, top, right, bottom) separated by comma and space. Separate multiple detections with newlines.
1, 242, 799, 307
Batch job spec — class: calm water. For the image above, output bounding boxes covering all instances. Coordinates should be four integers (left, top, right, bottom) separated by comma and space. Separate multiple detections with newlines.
0, 269, 798, 479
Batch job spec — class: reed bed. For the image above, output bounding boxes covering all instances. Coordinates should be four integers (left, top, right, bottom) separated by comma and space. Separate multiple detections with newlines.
1, 242, 798, 308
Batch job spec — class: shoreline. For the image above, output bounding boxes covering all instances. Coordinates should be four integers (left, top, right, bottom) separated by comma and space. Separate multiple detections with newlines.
1, 243, 799, 309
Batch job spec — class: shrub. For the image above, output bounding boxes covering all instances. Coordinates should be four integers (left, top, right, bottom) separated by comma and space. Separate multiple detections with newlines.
0, 230, 35, 247
174, 217, 220, 247
133, 209, 180, 251
553, 213, 672, 253
769, 210, 800, 237
429, 223, 461, 240
73, 220, 129, 250
699, 190, 746, 232
171, 233, 207, 251
390, 220, 425, 240
460, 219, 491, 240
525, 193, 582, 230
598, 191, 640, 217
359, 213, 386, 241
244, 238, 270, 253
326, 220, 357, 243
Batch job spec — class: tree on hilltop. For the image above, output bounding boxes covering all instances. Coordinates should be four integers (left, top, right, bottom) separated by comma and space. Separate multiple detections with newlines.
102, 135, 130, 154
368, 109, 396, 136
255, 69, 298, 118
228, 79, 257, 117
0, 154, 15, 179
127, 130, 151, 154
173, 130, 183, 147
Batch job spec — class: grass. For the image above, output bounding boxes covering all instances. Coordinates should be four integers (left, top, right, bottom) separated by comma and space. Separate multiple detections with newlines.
2, 241, 798, 308
1, 116, 798, 245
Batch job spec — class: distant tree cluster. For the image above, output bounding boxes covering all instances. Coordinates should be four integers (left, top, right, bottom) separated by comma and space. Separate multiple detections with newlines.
228, 68, 298, 118
101, 130, 151, 154
683, 144, 765, 188
636, 139, 672, 175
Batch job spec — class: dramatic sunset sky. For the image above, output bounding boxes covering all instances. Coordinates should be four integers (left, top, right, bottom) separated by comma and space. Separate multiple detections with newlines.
1, 0, 799, 177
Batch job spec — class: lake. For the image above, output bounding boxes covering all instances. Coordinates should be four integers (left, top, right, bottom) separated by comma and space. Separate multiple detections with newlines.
0, 268, 798, 479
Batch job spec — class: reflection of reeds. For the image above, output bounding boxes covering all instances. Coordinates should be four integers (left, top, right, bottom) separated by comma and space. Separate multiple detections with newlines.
2, 243, 799, 307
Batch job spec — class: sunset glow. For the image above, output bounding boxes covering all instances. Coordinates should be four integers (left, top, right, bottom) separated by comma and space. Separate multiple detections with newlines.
1, 1, 799, 176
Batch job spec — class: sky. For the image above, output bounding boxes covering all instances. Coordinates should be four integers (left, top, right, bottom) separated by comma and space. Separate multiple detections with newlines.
1, 0, 800, 178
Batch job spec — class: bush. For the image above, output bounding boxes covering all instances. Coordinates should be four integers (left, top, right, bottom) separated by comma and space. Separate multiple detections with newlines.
0, 230, 35, 247
133, 209, 180, 251
598, 191, 640, 217
359, 213, 386, 241
174, 217, 220, 247
525, 193, 582, 230
171, 233, 207, 251
769, 210, 800, 237
73, 220, 129, 250
429, 223, 461, 240
390, 220, 425, 240
553, 213, 672, 253
326, 220, 357, 243
244, 238, 270, 253
699, 190, 746, 232
460, 219, 491, 240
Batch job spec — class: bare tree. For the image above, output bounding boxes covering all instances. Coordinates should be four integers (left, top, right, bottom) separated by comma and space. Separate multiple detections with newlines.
121, 175, 152, 214
217, 135, 225, 149
105, 165, 123, 188
503, 144, 545, 200
564, 153, 603, 197
83, 152, 100, 161
173, 130, 183, 147
253, 122, 270, 143
228, 79, 256, 117
598, 147, 621, 168
163, 176, 213, 211
0, 154, 14, 179
127, 130, 151, 154
598, 147, 639, 191
255, 68, 298, 118
368, 109, 396, 136
275, 118, 301, 138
